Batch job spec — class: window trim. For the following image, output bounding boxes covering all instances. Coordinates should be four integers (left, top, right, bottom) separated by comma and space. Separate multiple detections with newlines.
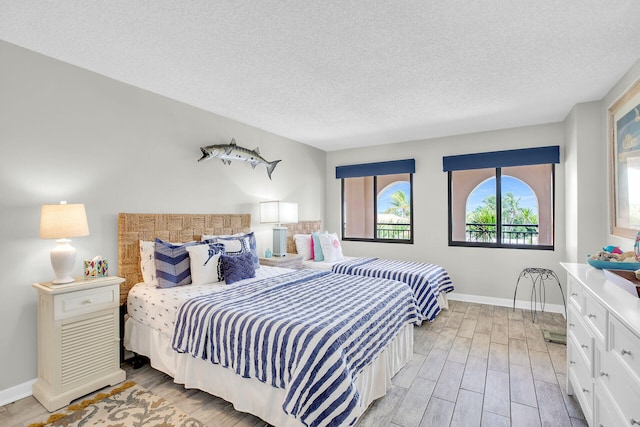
447, 164, 556, 251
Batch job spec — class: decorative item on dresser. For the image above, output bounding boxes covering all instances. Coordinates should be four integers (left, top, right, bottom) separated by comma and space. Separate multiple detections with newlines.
39, 201, 90, 284
259, 253, 303, 269
32, 276, 126, 412
561, 262, 640, 427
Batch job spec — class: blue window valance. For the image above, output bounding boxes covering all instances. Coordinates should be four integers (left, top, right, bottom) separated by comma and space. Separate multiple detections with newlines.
442, 146, 560, 172
336, 159, 415, 179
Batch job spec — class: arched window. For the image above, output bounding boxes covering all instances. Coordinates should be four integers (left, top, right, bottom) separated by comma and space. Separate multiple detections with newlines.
444, 146, 558, 250
465, 176, 539, 245
338, 159, 414, 243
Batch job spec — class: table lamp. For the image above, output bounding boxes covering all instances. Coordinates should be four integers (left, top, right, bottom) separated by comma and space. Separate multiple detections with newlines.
40, 201, 90, 284
260, 201, 298, 257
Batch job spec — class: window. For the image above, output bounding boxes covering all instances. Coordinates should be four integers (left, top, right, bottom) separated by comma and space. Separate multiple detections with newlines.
337, 159, 414, 243
444, 146, 559, 250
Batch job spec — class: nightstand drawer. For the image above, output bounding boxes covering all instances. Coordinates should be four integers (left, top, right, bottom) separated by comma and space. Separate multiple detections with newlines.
54, 285, 119, 320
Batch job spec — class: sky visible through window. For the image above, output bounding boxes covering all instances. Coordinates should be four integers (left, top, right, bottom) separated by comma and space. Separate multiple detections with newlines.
377, 182, 410, 214
466, 176, 537, 213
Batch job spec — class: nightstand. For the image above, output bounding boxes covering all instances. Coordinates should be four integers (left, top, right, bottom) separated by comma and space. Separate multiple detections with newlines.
32, 276, 126, 411
259, 253, 303, 269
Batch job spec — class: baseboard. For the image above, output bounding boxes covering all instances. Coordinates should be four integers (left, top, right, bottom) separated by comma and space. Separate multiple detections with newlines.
0, 378, 35, 407
447, 292, 567, 318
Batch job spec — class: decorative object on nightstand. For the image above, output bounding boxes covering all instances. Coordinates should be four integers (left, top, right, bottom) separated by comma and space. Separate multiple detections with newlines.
40, 201, 90, 284
260, 201, 298, 257
259, 253, 303, 269
32, 276, 126, 412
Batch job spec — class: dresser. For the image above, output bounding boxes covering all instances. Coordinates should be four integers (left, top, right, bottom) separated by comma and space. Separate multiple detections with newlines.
32, 276, 126, 411
561, 263, 640, 426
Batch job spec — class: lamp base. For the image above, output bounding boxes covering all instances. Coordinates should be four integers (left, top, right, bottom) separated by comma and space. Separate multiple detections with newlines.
50, 239, 76, 284
272, 227, 287, 257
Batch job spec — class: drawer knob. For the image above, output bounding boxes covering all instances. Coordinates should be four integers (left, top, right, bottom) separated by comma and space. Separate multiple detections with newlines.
622, 349, 633, 356
581, 344, 589, 350
631, 418, 640, 425
570, 360, 576, 365
81, 299, 93, 305
569, 323, 575, 327
599, 370, 609, 377
582, 388, 589, 393
571, 292, 578, 297
588, 313, 597, 319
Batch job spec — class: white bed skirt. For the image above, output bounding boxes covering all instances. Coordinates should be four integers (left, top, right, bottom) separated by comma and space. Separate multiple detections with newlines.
124, 317, 413, 426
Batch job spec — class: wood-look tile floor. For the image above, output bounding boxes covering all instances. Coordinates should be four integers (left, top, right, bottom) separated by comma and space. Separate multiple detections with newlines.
1, 300, 584, 427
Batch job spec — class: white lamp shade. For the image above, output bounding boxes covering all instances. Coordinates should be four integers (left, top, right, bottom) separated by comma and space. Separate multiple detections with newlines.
40, 202, 90, 284
40, 203, 89, 239
260, 201, 298, 224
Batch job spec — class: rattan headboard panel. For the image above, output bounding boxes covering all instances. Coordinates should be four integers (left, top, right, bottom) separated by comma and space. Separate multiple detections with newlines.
117, 213, 251, 305
285, 220, 322, 254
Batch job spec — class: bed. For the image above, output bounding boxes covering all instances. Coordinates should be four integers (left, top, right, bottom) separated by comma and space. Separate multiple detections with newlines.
118, 213, 421, 427
286, 221, 454, 321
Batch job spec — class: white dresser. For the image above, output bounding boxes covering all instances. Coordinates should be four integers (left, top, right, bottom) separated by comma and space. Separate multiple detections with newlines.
32, 276, 126, 411
561, 263, 640, 427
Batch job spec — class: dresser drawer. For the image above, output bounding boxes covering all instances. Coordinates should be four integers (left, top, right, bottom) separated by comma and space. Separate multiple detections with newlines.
610, 316, 640, 382
569, 341, 594, 422
598, 349, 640, 426
583, 291, 608, 341
568, 277, 584, 313
595, 387, 626, 427
54, 285, 119, 320
568, 305, 594, 373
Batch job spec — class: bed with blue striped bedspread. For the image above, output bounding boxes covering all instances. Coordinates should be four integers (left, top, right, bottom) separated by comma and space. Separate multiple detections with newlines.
331, 257, 454, 321
172, 269, 421, 427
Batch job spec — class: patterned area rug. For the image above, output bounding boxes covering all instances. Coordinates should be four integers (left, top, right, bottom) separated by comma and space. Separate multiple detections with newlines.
29, 381, 205, 427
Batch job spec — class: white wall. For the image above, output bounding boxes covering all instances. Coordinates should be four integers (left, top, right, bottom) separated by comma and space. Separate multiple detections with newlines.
0, 41, 326, 394
326, 124, 568, 306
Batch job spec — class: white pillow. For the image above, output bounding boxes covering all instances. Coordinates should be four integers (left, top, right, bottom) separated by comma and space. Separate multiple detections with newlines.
186, 243, 224, 285
318, 233, 344, 263
139, 240, 157, 285
294, 234, 313, 260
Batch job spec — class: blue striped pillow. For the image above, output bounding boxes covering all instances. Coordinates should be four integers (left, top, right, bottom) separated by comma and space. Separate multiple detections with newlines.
154, 238, 200, 288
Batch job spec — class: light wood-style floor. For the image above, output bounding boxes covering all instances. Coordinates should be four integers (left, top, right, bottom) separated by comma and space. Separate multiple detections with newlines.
1, 300, 584, 427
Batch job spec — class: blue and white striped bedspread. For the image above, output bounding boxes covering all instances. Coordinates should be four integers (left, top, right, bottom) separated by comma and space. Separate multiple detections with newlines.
332, 257, 454, 321
172, 269, 421, 427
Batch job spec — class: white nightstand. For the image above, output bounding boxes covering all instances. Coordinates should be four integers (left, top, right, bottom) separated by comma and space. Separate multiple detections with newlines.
259, 253, 303, 269
32, 276, 126, 411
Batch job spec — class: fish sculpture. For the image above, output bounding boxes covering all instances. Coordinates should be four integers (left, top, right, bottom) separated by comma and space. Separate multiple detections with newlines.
198, 138, 281, 180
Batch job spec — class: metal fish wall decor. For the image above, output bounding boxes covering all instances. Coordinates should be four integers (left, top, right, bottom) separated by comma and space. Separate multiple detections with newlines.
198, 138, 281, 180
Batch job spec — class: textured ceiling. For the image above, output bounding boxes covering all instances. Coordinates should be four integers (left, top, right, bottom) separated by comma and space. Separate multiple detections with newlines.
2, 1, 640, 151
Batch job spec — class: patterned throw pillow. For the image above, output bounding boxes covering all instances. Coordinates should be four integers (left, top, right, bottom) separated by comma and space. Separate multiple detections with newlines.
186, 242, 226, 285
154, 239, 200, 288
214, 232, 260, 269
221, 251, 256, 284
318, 233, 344, 263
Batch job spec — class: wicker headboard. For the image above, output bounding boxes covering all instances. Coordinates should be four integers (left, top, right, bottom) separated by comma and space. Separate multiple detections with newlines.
117, 213, 251, 305
285, 220, 322, 254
